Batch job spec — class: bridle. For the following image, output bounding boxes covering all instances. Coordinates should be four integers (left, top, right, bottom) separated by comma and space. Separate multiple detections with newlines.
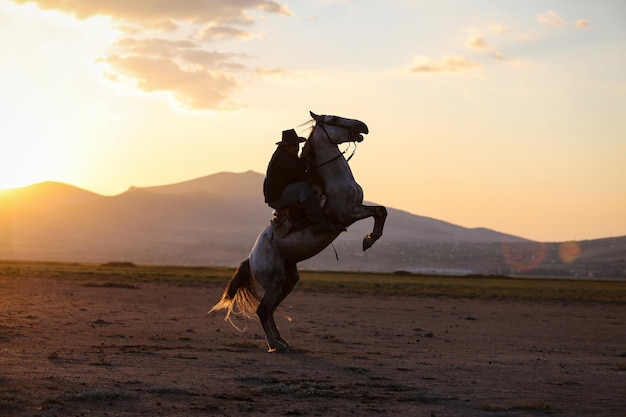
311, 122, 358, 168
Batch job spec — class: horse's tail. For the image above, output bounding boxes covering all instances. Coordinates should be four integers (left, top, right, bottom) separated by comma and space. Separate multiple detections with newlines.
208, 258, 260, 329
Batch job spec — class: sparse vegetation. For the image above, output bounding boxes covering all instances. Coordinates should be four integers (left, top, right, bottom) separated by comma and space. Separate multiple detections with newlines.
344, 366, 368, 373
615, 362, 626, 371
234, 373, 339, 398
298, 270, 626, 303
321, 334, 343, 343
235, 374, 277, 383
0, 260, 625, 302
0, 392, 25, 409
83, 282, 139, 289
259, 381, 340, 397
102, 261, 136, 267
226, 340, 262, 348
148, 387, 194, 395
482, 401, 551, 412
61, 388, 136, 402
47, 350, 60, 359
0, 260, 234, 286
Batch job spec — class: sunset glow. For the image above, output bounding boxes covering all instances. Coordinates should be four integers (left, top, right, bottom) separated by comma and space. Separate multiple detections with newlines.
1, 0, 625, 242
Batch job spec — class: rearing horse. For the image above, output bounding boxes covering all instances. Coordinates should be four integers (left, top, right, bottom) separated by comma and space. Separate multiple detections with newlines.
210, 112, 387, 352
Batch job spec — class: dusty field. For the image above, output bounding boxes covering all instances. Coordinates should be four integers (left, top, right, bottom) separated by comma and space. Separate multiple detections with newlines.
1, 273, 624, 416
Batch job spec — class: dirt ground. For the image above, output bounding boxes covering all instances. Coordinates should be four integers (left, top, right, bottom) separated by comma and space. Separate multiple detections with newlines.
0, 274, 624, 417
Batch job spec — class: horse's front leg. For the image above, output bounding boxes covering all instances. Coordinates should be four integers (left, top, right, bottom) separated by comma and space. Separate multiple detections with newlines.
362, 205, 387, 251
345, 205, 387, 251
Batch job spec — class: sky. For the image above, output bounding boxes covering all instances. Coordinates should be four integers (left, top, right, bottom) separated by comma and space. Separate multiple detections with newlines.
0, 0, 625, 243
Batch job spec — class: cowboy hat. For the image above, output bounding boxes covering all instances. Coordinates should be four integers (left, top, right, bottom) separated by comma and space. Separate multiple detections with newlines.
276, 129, 306, 145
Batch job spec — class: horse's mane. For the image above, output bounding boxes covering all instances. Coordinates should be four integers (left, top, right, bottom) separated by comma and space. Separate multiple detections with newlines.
296, 119, 315, 139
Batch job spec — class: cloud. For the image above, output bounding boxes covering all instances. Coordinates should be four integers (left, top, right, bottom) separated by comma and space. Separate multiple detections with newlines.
255, 67, 288, 78
515, 33, 538, 42
101, 37, 249, 108
11, 0, 293, 26
258, 1, 293, 16
491, 51, 507, 61
488, 23, 509, 34
538, 10, 566, 27
180, 49, 248, 71
466, 35, 508, 61
104, 55, 239, 109
409, 55, 480, 74
12, 0, 293, 110
575, 19, 590, 29
202, 25, 257, 41
467, 35, 492, 50
114, 38, 197, 58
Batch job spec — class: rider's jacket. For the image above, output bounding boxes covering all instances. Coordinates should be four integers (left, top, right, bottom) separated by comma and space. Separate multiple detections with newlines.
263, 146, 307, 203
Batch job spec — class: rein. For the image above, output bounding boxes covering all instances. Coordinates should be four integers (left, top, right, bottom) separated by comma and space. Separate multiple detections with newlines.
312, 123, 358, 168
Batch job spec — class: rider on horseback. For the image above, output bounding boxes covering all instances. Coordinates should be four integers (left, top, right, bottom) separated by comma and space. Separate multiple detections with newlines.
263, 129, 336, 233
212, 113, 385, 352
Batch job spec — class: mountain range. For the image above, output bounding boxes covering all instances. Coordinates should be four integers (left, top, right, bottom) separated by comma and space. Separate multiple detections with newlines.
1, 171, 624, 278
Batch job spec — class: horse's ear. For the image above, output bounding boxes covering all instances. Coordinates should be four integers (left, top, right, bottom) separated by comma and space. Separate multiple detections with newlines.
310, 111, 320, 121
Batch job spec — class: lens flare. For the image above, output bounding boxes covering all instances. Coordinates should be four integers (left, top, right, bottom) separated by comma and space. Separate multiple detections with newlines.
502, 241, 548, 272
558, 241, 582, 263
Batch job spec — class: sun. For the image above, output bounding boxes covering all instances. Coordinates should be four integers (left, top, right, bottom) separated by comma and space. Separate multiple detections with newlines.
0, 99, 61, 191
0, 2, 121, 192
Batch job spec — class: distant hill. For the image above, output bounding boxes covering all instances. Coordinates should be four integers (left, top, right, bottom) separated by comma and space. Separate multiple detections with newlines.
140, 171, 527, 244
0, 172, 623, 278
0, 181, 104, 210
143, 170, 262, 202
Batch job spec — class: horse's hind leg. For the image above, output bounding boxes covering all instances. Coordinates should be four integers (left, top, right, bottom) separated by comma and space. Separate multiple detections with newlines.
268, 261, 300, 348
257, 288, 288, 352
256, 262, 300, 352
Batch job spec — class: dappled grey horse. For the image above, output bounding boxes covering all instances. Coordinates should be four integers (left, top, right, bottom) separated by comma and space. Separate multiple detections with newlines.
210, 112, 387, 352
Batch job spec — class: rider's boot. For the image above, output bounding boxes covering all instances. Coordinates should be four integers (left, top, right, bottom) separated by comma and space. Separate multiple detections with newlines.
301, 196, 341, 233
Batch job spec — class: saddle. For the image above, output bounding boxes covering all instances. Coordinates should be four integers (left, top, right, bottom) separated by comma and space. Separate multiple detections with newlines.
270, 195, 328, 238
271, 205, 310, 238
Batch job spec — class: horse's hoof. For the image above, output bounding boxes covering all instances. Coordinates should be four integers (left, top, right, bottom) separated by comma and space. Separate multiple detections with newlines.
363, 235, 374, 251
267, 341, 290, 353
268, 346, 289, 353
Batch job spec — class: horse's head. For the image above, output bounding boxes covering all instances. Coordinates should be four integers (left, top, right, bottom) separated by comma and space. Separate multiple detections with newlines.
309, 111, 369, 145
